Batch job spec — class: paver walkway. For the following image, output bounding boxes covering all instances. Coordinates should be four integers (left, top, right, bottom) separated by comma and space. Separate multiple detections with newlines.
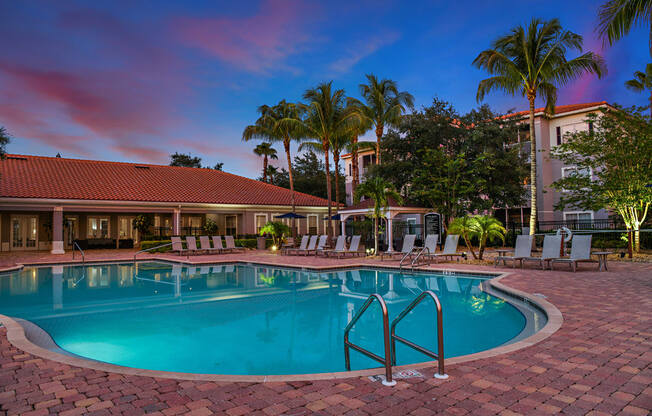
1, 253, 651, 415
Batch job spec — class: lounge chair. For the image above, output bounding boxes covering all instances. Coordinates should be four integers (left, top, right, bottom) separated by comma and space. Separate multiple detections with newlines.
287, 235, 316, 255
413, 234, 439, 265
224, 235, 246, 252
320, 235, 346, 257
185, 236, 203, 255
495, 235, 533, 268
283, 235, 307, 255
550, 235, 597, 272
522, 235, 562, 270
331, 235, 364, 258
170, 236, 191, 257
199, 236, 221, 254
381, 234, 417, 260
306, 235, 327, 255
432, 234, 463, 262
212, 236, 229, 253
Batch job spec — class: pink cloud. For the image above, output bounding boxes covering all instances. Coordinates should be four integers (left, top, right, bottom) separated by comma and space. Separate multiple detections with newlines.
175, 0, 316, 73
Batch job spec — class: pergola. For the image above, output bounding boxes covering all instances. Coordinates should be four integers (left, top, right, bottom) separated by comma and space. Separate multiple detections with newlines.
338, 198, 431, 252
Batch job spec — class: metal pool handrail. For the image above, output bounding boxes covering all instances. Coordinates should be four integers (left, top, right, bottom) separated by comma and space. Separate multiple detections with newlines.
72, 241, 85, 265
390, 290, 448, 379
133, 242, 173, 261
408, 247, 431, 270
344, 293, 396, 386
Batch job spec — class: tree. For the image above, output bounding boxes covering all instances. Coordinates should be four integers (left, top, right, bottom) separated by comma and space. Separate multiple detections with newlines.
345, 99, 375, 194
474, 18, 606, 235
170, 152, 202, 168
0, 127, 10, 159
470, 215, 506, 260
300, 82, 353, 237
132, 214, 154, 238
253, 142, 278, 183
213, 162, 224, 171
259, 221, 291, 248
243, 100, 304, 229
449, 216, 478, 259
354, 176, 403, 254
625, 63, 652, 117
203, 218, 218, 235
597, 0, 652, 55
354, 74, 414, 165
550, 108, 652, 252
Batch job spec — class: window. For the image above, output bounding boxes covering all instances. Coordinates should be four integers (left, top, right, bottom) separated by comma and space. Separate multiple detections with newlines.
118, 217, 135, 239
308, 215, 318, 235
556, 126, 562, 146
225, 215, 237, 235
588, 121, 594, 134
348, 162, 352, 176
255, 214, 268, 233
407, 218, 417, 235
564, 211, 593, 223
88, 217, 110, 238
562, 166, 592, 179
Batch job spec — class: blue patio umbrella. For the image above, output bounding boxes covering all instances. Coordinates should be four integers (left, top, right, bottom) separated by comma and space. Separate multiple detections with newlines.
274, 212, 306, 219
323, 214, 341, 220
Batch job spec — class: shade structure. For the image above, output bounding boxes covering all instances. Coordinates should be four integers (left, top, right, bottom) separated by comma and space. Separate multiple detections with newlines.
323, 214, 341, 220
274, 212, 306, 219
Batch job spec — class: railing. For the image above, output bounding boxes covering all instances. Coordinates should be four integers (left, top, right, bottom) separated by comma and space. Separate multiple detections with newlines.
391, 290, 447, 379
344, 294, 396, 386
133, 242, 173, 261
398, 249, 415, 270
408, 247, 432, 270
72, 241, 85, 265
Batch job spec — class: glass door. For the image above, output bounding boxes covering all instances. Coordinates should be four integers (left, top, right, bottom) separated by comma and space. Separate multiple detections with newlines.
10, 215, 38, 251
65, 216, 79, 247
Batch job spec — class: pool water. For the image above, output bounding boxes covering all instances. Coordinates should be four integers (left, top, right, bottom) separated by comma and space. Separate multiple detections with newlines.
0, 262, 544, 375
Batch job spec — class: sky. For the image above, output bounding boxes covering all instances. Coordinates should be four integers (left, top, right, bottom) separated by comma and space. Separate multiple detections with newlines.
0, 0, 648, 178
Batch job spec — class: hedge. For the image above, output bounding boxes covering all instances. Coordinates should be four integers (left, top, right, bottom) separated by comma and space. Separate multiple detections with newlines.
140, 240, 173, 252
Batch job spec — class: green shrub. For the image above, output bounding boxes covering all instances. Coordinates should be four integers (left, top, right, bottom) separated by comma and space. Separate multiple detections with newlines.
234, 238, 273, 249
140, 240, 173, 252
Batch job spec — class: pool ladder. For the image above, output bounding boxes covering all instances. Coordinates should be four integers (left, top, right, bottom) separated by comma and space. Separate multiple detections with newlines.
343, 291, 447, 386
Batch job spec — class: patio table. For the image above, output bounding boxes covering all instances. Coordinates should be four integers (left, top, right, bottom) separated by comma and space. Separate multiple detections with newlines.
495, 249, 513, 267
592, 251, 612, 272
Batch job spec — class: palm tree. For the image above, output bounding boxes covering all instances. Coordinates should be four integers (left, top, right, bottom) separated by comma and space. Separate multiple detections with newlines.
625, 63, 652, 116
449, 216, 479, 259
470, 216, 506, 260
243, 100, 304, 232
597, 0, 652, 56
345, 99, 375, 195
473, 18, 606, 235
355, 74, 414, 165
353, 176, 403, 254
253, 142, 278, 183
300, 82, 354, 237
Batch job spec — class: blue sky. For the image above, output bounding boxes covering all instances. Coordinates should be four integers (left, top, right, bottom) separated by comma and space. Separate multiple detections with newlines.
0, 0, 648, 178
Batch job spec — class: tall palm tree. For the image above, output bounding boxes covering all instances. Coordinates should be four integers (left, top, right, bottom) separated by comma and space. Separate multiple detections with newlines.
243, 100, 304, 233
353, 176, 402, 254
625, 63, 652, 116
355, 74, 414, 165
299, 82, 353, 237
300, 132, 348, 210
473, 18, 606, 235
597, 0, 652, 56
253, 142, 277, 183
345, 99, 375, 196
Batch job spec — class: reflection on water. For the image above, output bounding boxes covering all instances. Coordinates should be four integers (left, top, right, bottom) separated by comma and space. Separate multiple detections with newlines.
0, 262, 542, 375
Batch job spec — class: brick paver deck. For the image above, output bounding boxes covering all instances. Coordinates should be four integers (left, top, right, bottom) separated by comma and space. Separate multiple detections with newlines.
1, 251, 651, 415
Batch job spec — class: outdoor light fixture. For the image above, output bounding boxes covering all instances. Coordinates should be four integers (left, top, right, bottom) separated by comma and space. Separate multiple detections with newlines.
271, 245, 277, 252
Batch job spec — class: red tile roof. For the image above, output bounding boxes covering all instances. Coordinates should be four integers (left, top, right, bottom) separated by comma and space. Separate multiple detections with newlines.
501, 101, 610, 119
0, 154, 334, 207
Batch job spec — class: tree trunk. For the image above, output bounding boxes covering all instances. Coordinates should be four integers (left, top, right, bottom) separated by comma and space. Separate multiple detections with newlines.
375, 124, 383, 165
285, 138, 296, 237
352, 135, 359, 195
263, 155, 268, 183
528, 97, 537, 235
463, 234, 478, 259
374, 216, 379, 254
334, 152, 340, 213
649, 90, 651, 119
323, 139, 333, 239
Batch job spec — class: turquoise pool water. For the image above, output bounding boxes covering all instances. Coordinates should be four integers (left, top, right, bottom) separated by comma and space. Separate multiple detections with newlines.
0, 262, 544, 375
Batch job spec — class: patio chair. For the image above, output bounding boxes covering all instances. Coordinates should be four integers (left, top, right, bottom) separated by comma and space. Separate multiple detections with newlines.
432, 234, 463, 262
212, 236, 229, 253
381, 234, 417, 260
286, 235, 317, 255
284, 235, 308, 255
550, 235, 597, 272
415, 234, 439, 265
185, 236, 203, 255
281, 237, 295, 253
332, 235, 364, 258
170, 236, 191, 257
522, 235, 562, 270
306, 235, 328, 255
199, 236, 221, 254
495, 235, 533, 268
224, 235, 246, 252
320, 235, 346, 257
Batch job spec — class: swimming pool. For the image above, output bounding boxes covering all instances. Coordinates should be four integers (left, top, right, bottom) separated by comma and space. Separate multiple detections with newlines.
0, 262, 546, 375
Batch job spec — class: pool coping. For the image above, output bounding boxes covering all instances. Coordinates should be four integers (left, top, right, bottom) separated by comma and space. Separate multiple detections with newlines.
0, 259, 563, 383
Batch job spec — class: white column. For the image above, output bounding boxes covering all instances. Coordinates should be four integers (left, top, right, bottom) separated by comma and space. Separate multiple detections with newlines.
386, 211, 394, 252
173, 207, 181, 235
340, 214, 349, 237
51, 207, 65, 254
52, 265, 63, 310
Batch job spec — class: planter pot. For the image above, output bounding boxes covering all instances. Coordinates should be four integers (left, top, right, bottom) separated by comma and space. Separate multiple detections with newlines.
256, 236, 266, 250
